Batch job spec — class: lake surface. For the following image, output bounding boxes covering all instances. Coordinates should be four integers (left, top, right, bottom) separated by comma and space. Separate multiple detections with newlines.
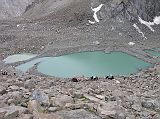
3, 54, 37, 63
145, 49, 160, 57
4, 51, 152, 78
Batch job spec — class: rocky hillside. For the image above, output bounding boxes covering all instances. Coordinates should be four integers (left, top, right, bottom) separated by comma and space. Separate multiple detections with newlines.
0, 0, 34, 19
0, 0, 160, 22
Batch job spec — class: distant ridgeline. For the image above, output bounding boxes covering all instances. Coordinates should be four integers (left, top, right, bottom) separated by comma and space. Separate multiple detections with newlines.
0, 0, 159, 22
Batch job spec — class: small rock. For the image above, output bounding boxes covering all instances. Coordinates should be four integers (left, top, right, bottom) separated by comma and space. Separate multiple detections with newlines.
117, 112, 126, 119
141, 110, 152, 117
72, 91, 84, 99
71, 78, 78, 82
86, 23, 90, 26
52, 95, 74, 107
0, 86, 6, 95
56, 109, 101, 119
105, 95, 116, 101
32, 90, 50, 106
23, 94, 31, 99
7, 91, 23, 105
153, 114, 160, 119
97, 101, 117, 118
126, 115, 136, 119
8, 85, 19, 91
93, 41, 100, 45
16, 114, 34, 119
132, 104, 142, 111
0, 111, 6, 119
95, 95, 105, 100
119, 33, 123, 36
153, 100, 160, 111
7, 99, 15, 105
24, 79, 37, 90
28, 100, 45, 113
100, 110, 116, 119
142, 100, 154, 109
14, 81, 24, 87
48, 107, 58, 112
65, 103, 84, 110
33, 112, 62, 119
1, 71, 8, 75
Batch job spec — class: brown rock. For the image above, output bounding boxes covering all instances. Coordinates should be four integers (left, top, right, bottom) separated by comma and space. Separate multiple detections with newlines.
56, 109, 101, 119
100, 110, 116, 118
0, 86, 6, 95
52, 95, 74, 107
97, 101, 117, 118
16, 114, 34, 119
0, 111, 6, 119
8, 85, 19, 92
24, 80, 37, 90
0, 106, 28, 119
28, 100, 45, 113
72, 91, 84, 99
152, 114, 160, 119
33, 112, 63, 119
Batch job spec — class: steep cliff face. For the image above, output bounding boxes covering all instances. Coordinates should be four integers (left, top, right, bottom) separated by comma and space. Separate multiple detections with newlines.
131, 0, 160, 21
97, 0, 160, 22
0, 0, 34, 19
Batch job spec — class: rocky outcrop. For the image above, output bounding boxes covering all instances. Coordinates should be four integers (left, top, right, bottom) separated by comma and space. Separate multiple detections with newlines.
97, 0, 160, 22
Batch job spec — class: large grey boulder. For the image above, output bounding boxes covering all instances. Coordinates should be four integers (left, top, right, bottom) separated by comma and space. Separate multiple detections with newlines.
31, 90, 50, 106
0, 106, 28, 119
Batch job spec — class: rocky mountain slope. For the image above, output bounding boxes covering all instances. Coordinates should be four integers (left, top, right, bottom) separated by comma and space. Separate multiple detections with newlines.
0, 0, 160, 22
0, 0, 34, 19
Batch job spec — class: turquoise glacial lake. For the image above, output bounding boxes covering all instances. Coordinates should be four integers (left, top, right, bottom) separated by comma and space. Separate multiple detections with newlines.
145, 49, 160, 57
4, 51, 152, 78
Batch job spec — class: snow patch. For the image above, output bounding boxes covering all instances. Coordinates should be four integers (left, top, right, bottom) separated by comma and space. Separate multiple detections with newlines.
138, 16, 160, 32
88, 4, 104, 24
138, 17, 154, 32
93, 41, 100, 45
88, 20, 95, 24
128, 42, 135, 46
133, 24, 147, 39
154, 16, 160, 25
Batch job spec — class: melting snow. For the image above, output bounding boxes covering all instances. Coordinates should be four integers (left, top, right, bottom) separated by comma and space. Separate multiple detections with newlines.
133, 24, 147, 39
138, 17, 155, 32
154, 16, 160, 25
93, 41, 100, 45
88, 20, 95, 24
88, 4, 104, 24
128, 42, 135, 46
139, 16, 160, 32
